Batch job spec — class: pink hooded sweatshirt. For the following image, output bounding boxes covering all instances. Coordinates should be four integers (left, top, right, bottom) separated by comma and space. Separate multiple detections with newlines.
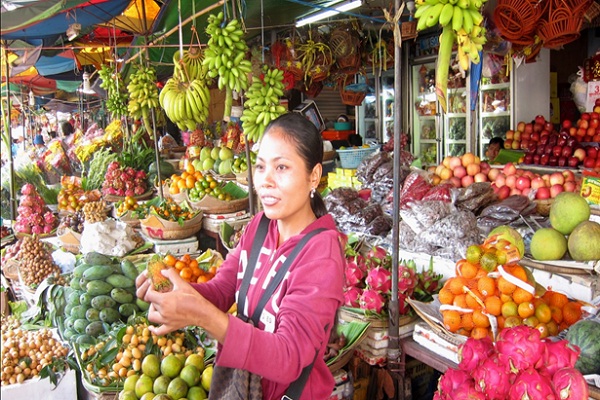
193, 212, 345, 399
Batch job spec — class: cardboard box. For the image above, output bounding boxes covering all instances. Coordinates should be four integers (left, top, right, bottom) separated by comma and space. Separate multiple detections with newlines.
1, 369, 77, 400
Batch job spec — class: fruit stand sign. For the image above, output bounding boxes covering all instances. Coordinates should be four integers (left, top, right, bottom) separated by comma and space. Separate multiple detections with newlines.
586, 81, 600, 112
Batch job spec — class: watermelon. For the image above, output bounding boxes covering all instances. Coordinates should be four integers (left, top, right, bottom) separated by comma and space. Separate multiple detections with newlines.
566, 319, 600, 375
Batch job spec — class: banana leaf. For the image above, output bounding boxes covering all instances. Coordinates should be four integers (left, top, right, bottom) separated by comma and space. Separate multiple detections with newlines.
326, 320, 370, 367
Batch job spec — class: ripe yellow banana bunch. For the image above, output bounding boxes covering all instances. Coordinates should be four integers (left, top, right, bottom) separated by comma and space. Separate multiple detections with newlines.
127, 64, 159, 120
203, 12, 251, 93
240, 67, 287, 143
173, 47, 208, 82
456, 25, 486, 71
159, 76, 211, 132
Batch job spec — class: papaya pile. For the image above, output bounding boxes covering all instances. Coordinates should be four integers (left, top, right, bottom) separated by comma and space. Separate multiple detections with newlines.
63, 252, 148, 345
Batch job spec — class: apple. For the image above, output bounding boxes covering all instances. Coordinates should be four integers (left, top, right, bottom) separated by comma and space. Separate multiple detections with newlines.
594, 134, 600, 142
568, 156, 580, 168
557, 135, 567, 147
516, 176, 531, 191
584, 157, 596, 169
533, 154, 541, 164
510, 187, 522, 196
488, 168, 500, 181
467, 163, 481, 176
562, 169, 575, 182
531, 132, 540, 142
505, 174, 517, 189
520, 140, 530, 150
536, 187, 551, 200
561, 146, 572, 158
512, 140, 521, 150
578, 119, 589, 129
544, 122, 554, 132
533, 123, 544, 133
494, 173, 506, 187
550, 184, 564, 198
563, 180, 577, 192
523, 154, 534, 164
522, 188, 531, 197
549, 172, 565, 186
577, 128, 587, 138
448, 156, 462, 170
591, 112, 599, 119
513, 130, 522, 141
506, 130, 515, 140
548, 134, 558, 146
552, 145, 563, 157
548, 155, 558, 166
580, 112, 590, 121
588, 127, 596, 137
566, 137, 577, 147
531, 177, 545, 189
536, 145, 545, 156
535, 115, 546, 125
461, 175, 474, 188
497, 185, 511, 200
562, 119, 572, 129
450, 176, 462, 188
521, 131, 531, 141
474, 172, 487, 183
503, 163, 517, 176
517, 121, 526, 132
587, 147, 598, 159
504, 139, 513, 149
569, 127, 577, 137
480, 161, 491, 175
525, 123, 534, 134
453, 165, 467, 178
540, 154, 549, 165
557, 156, 567, 167
528, 143, 537, 153
539, 135, 549, 145
590, 119, 599, 129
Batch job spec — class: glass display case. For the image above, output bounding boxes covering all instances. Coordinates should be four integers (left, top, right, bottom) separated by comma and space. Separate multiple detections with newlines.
357, 70, 395, 142
412, 61, 440, 165
444, 74, 469, 158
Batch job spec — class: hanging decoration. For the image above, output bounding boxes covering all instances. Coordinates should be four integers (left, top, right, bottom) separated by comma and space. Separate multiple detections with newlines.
415, 0, 487, 113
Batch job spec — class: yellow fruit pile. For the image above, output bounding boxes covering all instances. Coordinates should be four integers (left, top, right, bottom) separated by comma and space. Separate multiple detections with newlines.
167, 164, 207, 196
439, 243, 583, 340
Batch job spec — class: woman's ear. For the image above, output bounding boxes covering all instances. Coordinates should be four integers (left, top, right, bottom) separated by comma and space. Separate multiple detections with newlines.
311, 163, 322, 188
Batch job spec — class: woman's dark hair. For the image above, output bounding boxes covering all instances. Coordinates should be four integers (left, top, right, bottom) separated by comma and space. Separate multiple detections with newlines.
61, 121, 74, 136
489, 136, 504, 148
263, 113, 328, 218
48, 131, 57, 139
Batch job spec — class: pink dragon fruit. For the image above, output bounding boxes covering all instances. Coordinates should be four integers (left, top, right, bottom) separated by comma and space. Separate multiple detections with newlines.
20, 196, 34, 208
31, 225, 43, 234
107, 161, 119, 172
17, 206, 32, 216
43, 224, 54, 234
43, 211, 56, 225
432, 392, 447, 400
31, 203, 43, 215
437, 368, 472, 397
21, 183, 35, 196
343, 286, 363, 307
134, 186, 146, 195
136, 170, 146, 179
365, 266, 392, 293
14, 221, 31, 234
471, 353, 511, 400
508, 368, 556, 400
366, 246, 391, 268
398, 264, 418, 296
450, 380, 486, 400
552, 368, 589, 400
496, 325, 544, 372
398, 293, 411, 315
345, 259, 364, 287
539, 339, 580, 377
125, 189, 135, 197
359, 288, 386, 314
458, 336, 495, 373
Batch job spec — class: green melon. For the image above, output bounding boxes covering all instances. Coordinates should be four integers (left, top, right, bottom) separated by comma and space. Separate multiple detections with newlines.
549, 192, 590, 235
566, 319, 600, 375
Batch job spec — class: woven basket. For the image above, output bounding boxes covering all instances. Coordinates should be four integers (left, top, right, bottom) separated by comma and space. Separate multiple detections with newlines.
401, 20, 418, 40
303, 80, 324, 98
330, 28, 362, 75
585, 0, 600, 21
538, 0, 589, 48
339, 75, 367, 107
493, 0, 548, 40
534, 199, 553, 216
140, 212, 203, 240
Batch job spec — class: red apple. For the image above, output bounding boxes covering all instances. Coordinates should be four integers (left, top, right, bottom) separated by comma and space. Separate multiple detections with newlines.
540, 154, 550, 165
502, 163, 517, 176
480, 162, 491, 175
520, 140, 530, 150
453, 165, 467, 178
558, 156, 567, 167
497, 185, 511, 200
539, 135, 549, 145
449, 176, 462, 188
578, 119, 589, 129
513, 130, 522, 141
506, 130, 515, 140
536, 187, 551, 200
535, 115, 546, 125
568, 156, 580, 168
516, 176, 531, 191
548, 134, 558, 146
549, 172, 565, 186
494, 172, 506, 187
561, 146, 572, 158
531, 132, 540, 142
562, 119, 572, 130
504, 139, 513, 149
448, 156, 462, 170
488, 168, 500, 181
505, 174, 517, 189
550, 184, 564, 198
524, 123, 534, 134
522, 188, 531, 197
569, 127, 577, 137
587, 146, 598, 159
510, 187, 522, 196
531, 177, 545, 189
580, 113, 590, 121
562, 169, 575, 182
533, 154, 541, 164
552, 145, 563, 157
461, 175, 474, 188
577, 128, 587, 138
544, 122, 554, 132
584, 157, 596, 169
590, 119, 599, 129
594, 134, 600, 142
523, 154, 534, 164
533, 123, 544, 133
517, 121, 526, 132
566, 137, 577, 147
588, 127, 597, 137
474, 172, 487, 183
512, 140, 521, 150
563, 180, 577, 192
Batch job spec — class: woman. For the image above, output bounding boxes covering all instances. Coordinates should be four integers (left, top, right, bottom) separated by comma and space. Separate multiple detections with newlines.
136, 113, 346, 399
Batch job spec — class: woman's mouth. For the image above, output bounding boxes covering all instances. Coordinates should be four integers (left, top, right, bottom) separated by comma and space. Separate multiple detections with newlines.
260, 195, 279, 206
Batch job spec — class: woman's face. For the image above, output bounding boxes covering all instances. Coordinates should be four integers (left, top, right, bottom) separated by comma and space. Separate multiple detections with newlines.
254, 127, 319, 225
486, 143, 501, 160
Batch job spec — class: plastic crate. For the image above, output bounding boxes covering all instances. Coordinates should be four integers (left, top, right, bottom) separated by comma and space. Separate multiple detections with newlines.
336, 146, 379, 169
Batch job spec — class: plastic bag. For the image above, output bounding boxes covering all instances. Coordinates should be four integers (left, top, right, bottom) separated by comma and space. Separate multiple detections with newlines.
570, 69, 588, 113
398, 170, 432, 209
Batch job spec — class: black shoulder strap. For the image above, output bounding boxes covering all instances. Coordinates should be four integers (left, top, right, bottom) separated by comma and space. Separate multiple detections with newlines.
237, 214, 270, 316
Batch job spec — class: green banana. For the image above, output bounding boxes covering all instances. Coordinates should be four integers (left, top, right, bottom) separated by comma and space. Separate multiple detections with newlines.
452, 6, 464, 31
439, 3, 454, 26
462, 6, 473, 33
435, 25, 455, 113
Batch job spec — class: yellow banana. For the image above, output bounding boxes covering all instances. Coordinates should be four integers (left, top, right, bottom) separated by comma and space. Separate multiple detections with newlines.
414, 4, 431, 19
435, 25, 455, 113
417, 5, 434, 30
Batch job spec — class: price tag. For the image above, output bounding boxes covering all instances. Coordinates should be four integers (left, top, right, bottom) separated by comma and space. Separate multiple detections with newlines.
586, 81, 600, 112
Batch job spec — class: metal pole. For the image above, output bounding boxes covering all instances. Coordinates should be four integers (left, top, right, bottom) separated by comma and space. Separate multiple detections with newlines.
2, 46, 17, 222
388, 0, 404, 398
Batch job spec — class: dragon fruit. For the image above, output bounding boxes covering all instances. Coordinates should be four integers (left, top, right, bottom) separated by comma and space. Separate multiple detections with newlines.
345, 260, 365, 287
43, 224, 54, 234
17, 206, 32, 217
43, 211, 56, 225
496, 325, 544, 372
437, 368, 471, 397
552, 368, 589, 400
508, 368, 556, 400
343, 286, 363, 307
450, 380, 486, 400
471, 353, 511, 400
458, 336, 495, 373
365, 266, 392, 293
367, 246, 391, 268
21, 183, 35, 196
539, 339, 580, 377
398, 263, 418, 296
398, 293, 411, 315
31, 225, 43, 234
359, 289, 386, 314
20, 196, 34, 208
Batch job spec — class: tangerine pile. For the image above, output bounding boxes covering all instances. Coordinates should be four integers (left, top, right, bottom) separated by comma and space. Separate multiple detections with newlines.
439, 244, 583, 340
167, 164, 207, 196
163, 253, 218, 284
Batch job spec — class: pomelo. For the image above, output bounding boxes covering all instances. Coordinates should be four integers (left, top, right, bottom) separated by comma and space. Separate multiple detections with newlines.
488, 225, 525, 258
549, 192, 590, 235
567, 221, 600, 261
530, 228, 567, 260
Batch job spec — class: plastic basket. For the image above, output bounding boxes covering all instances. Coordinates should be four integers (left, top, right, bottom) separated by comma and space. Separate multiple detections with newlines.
337, 146, 379, 169
537, 0, 589, 49
493, 0, 548, 39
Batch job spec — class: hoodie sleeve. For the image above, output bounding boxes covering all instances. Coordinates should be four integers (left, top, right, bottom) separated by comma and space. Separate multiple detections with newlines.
216, 228, 345, 384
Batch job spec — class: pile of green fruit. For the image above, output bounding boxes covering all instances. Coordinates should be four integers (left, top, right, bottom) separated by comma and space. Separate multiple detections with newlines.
63, 252, 146, 345
230, 151, 257, 174
191, 145, 235, 175
187, 175, 235, 203
118, 353, 212, 400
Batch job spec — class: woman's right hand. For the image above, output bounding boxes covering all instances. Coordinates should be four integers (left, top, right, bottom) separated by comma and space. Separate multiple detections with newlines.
135, 270, 151, 302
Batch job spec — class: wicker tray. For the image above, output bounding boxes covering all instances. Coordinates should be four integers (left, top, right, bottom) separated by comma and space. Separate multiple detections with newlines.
140, 212, 203, 240
15, 229, 57, 240
103, 189, 154, 203
190, 195, 249, 214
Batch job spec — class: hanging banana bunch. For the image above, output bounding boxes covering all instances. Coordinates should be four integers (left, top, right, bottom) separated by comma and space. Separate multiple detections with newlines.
98, 64, 128, 118
203, 12, 252, 94
240, 67, 287, 143
159, 76, 211, 132
414, 0, 487, 113
127, 64, 159, 120
173, 47, 208, 82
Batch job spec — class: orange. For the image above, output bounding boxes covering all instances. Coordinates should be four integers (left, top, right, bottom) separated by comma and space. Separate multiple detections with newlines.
448, 277, 467, 295
457, 328, 472, 338
177, 179, 187, 190
208, 265, 218, 275
465, 289, 484, 310
497, 276, 516, 295
185, 164, 196, 175
453, 294, 468, 309
180, 267, 193, 281
196, 275, 210, 284
180, 254, 192, 263
562, 302, 582, 326
188, 259, 199, 269
438, 288, 454, 305
513, 287, 534, 304
174, 261, 187, 271
500, 293, 513, 303
443, 310, 461, 333
456, 260, 478, 279
550, 306, 563, 324
475, 268, 488, 280
484, 296, 503, 316
164, 254, 177, 268
523, 316, 539, 327
185, 176, 196, 189
547, 320, 559, 337
480, 251, 499, 272
169, 185, 180, 195
534, 302, 552, 324
501, 301, 518, 318
497, 315, 506, 330
506, 265, 528, 282
461, 313, 475, 330
548, 292, 569, 309
465, 246, 484, 265
471, 327, 490, 340
194, 171, 204, 180
190, 266, 202, 279
472, 309, 490, 328
181, 171, 190, 179
535, 323, 549, 339
518, 301, 535, 319
477, 276, 496, 298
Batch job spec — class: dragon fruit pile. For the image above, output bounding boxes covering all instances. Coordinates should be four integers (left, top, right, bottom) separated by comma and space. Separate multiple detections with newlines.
102, 161, 148, 197
14, 184, 57, 235
435, 325, 588, 400
343, 244, 441, 315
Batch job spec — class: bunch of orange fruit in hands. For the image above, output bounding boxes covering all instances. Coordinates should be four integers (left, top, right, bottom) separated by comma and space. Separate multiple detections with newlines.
163, 253, 218, 284
438, 240, 583, 341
